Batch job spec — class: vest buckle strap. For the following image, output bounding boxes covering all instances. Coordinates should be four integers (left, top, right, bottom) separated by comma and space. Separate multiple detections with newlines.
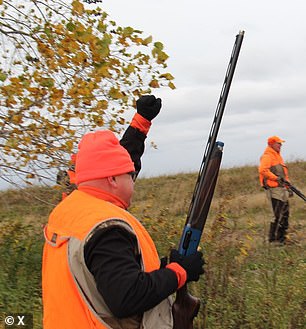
51, 233, 58, 244
43, 225, 69, 247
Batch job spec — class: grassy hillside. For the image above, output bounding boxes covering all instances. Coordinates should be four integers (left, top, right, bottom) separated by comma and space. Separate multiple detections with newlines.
0, 161, 305, 328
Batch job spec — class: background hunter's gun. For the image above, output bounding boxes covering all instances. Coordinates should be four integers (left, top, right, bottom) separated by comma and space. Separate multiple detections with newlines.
282, 179, 306, 202
172, 31, 245, 329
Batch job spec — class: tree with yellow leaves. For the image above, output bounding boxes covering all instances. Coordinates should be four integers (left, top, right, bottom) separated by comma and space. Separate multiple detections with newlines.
0, 0, 174, 187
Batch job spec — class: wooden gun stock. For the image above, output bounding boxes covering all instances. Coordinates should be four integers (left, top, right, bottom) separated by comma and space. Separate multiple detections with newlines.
173, 285, 200, 329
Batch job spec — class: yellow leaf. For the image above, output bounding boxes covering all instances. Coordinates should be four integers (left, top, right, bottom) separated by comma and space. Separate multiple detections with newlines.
6, 138, 19, 148
40, 77, 54, 88
122, 27, 134, 37
65, 140, 74, 151
154, 42, 164, 50
109, 87, 124, 99
159, 73, 175, 80
82, 99, 92, 106
51, 88, 64, 100
240, 247, 248, 256
56, 126, 65, 135
149, 79, 159, 88
97, 65, 111, 78
93, 115, 104, 126
97, 100, 108, 110
123, 64, 135, 74
72, 0, 84, 15
11, 115, 23, 124
168, 81, 176, 90
157, 51, 169, 64
142, 36, 152, 46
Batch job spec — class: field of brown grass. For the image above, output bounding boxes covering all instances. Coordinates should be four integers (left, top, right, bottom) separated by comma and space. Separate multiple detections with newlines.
0, 161, 305, 328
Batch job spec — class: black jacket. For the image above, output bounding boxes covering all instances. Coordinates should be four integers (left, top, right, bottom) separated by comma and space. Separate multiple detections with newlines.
84, 227, 177, 318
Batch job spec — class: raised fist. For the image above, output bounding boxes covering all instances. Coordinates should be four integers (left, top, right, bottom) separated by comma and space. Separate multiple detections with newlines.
136, 95, 162, 121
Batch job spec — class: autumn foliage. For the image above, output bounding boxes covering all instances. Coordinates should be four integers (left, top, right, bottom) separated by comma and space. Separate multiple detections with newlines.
0, 0, 175, 186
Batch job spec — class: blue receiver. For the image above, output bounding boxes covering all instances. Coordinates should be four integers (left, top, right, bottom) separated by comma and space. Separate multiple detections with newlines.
178, 224, 202, 256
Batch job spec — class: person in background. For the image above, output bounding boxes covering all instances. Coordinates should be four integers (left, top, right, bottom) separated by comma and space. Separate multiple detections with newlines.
57, 95, 161, 199
258, 135, 292, 243
56, 153, 77, 199
43, 96, 205, 329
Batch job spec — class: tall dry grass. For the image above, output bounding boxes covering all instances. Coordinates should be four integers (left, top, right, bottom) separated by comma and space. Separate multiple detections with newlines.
0, 161, 305, 328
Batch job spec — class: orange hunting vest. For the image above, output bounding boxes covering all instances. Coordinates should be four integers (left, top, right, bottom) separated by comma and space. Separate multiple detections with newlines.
42, 190, 172, 329
259, 146, 289, 188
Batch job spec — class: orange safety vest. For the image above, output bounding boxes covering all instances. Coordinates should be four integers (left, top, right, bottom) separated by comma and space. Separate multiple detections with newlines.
258, 146, 289, 188
42, 190, 172, 329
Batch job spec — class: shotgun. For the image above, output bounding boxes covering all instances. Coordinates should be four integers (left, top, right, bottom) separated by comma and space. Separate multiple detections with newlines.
172, 31, 244, 329
283, 180, 306, 202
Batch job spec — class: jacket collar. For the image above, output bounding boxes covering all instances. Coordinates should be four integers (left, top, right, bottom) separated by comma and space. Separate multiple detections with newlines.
78, 185, 128, 209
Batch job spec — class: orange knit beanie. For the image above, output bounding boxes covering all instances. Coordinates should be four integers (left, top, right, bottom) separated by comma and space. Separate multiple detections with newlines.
75, 130, 135, 184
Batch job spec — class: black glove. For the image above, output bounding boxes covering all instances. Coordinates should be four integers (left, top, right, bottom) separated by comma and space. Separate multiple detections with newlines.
169, 249, 205, 283
136, 95, 161, 121
288, 189, 294, 198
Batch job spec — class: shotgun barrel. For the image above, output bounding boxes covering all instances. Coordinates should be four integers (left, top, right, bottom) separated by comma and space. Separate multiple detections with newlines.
173, 31, 245, 329
284, 180, 306, 202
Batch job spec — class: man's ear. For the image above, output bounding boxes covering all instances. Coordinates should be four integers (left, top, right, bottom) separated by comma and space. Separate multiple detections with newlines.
107, 176, 117, 188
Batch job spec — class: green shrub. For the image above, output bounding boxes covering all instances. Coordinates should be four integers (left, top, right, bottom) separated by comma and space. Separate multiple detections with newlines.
0, 220, 43, 326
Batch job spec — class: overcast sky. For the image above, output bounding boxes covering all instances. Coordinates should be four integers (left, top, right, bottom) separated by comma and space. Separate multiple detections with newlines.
1, 0, 305, 190
102, 0, 306, 178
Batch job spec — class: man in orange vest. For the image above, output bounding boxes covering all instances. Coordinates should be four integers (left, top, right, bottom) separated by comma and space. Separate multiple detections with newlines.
43, 95, 205, 328
259, 135, 292, 243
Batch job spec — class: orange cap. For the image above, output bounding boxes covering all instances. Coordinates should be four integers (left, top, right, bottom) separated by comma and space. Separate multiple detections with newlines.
267, 135, 285, 145
75, 130, 135, 184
